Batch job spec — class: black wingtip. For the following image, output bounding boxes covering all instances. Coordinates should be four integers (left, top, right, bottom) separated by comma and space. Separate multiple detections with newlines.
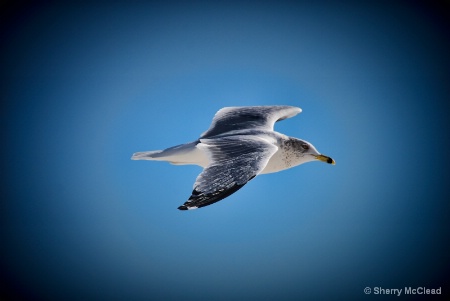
178, 205, 188, 210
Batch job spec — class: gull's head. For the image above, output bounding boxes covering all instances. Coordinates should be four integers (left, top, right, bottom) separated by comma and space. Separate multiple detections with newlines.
297, 140, 335, 165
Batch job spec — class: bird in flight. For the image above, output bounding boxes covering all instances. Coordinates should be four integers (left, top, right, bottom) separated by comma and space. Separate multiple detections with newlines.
132, 106, 335, 210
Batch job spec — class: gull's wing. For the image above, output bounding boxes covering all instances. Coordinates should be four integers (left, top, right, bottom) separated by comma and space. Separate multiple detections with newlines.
200, 105, 301, 138
178, 136, 278, 210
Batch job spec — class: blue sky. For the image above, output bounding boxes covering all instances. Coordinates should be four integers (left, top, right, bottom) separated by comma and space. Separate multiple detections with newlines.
2, 1, 449, 300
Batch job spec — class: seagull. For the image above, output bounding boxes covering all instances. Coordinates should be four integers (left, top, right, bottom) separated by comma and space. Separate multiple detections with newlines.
132, 106, 335, 210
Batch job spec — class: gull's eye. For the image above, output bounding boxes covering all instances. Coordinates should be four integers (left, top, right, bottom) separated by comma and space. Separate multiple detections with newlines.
301, 143, 309, 150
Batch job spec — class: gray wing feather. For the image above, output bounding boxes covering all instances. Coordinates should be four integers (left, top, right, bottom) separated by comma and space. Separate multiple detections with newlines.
178, 136, 278, 210
201, 105, 301, 138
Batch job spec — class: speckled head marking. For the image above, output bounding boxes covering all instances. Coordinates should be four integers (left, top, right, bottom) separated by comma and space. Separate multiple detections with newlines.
279, 138, 308, 167
282, 138, 314, 156
280, 137, 335, 166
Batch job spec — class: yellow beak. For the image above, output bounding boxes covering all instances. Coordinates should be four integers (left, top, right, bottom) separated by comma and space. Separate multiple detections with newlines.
315, 154, 335, 165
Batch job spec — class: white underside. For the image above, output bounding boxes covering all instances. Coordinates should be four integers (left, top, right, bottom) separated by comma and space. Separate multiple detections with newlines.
131, 138, 314, 175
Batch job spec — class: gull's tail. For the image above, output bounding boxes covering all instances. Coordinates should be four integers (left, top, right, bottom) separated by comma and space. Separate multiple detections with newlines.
131, 140, 208, 167
131, 150, 163, 160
